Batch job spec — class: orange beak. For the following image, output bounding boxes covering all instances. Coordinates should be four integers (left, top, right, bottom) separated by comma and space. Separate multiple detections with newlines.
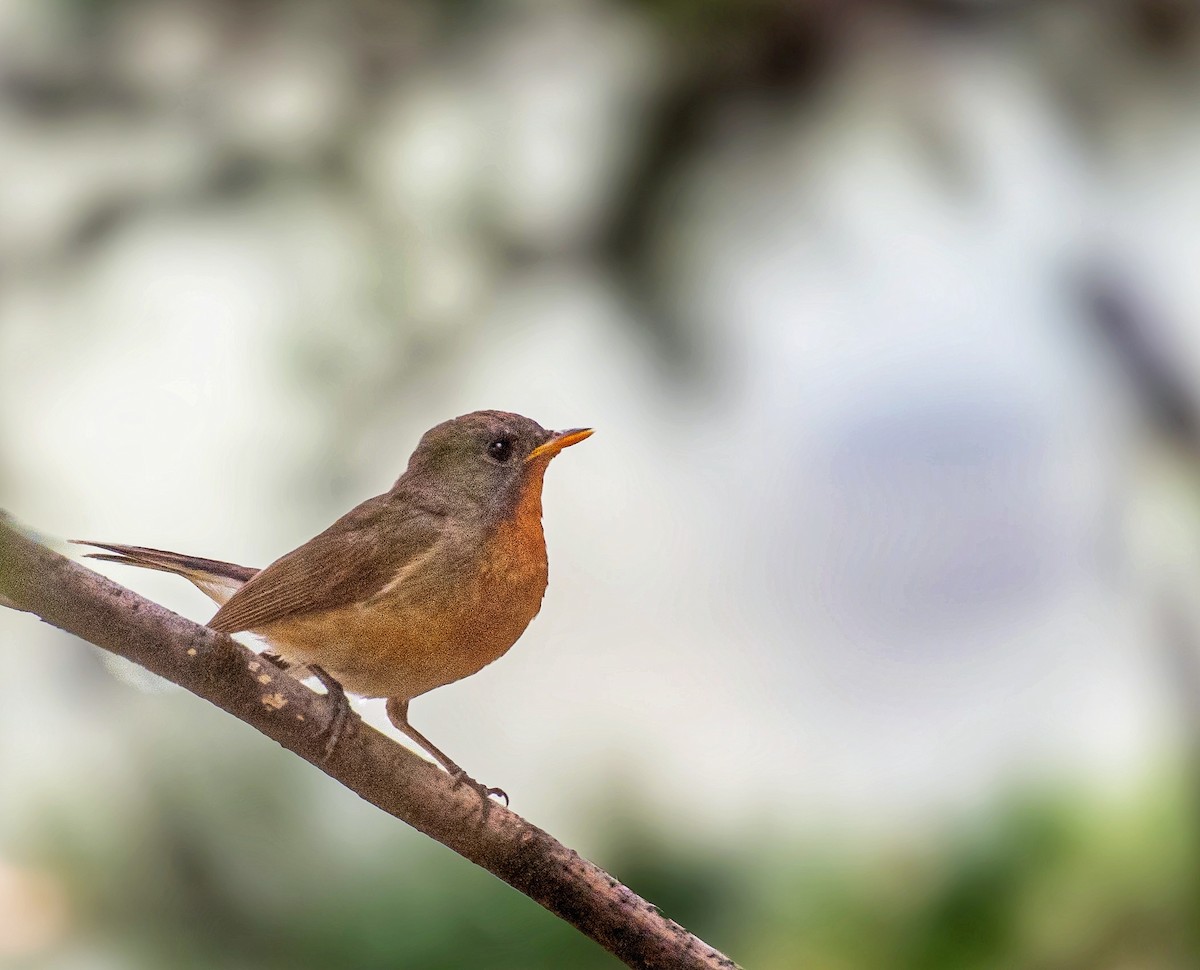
526, 427, 593, 462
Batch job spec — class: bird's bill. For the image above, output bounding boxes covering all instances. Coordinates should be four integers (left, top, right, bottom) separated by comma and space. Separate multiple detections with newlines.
526, 427, 593, 462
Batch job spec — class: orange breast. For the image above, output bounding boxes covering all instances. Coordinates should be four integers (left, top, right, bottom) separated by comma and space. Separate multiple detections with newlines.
481, 475, 549, 585
260, 472, 552, 702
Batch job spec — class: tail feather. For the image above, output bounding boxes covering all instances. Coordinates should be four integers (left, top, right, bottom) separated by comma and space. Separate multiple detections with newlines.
73, 540, 258, 606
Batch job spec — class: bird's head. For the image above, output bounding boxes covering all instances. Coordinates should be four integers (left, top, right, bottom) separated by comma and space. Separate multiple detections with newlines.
399, 410, 592, 518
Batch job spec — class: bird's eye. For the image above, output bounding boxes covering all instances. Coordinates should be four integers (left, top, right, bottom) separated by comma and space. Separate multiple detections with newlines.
487, 437, 514, 463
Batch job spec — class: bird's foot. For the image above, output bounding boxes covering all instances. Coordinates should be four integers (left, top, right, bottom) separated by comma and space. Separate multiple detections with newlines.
262, 650, 310, 678
261, 649, 290, 670
384, 697, 508, 806
449, 768, 509, 807
308, 665, 355, 761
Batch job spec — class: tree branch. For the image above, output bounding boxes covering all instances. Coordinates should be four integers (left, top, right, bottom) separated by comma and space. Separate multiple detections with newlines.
0, 515, 739, 970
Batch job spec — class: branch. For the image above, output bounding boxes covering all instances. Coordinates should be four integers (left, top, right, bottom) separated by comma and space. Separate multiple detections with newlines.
0, 516, 739, 970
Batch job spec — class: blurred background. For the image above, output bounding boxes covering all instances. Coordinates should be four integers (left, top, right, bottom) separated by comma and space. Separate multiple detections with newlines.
3, 0, 1200, 967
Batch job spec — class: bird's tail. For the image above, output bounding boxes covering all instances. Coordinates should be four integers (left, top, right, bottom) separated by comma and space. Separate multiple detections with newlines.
74, 541, 258, 606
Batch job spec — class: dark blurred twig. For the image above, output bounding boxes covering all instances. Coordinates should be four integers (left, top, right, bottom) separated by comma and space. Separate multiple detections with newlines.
1076, 265, 1200, 449
1076, 262, 1200, 954
0, 516, 739, 970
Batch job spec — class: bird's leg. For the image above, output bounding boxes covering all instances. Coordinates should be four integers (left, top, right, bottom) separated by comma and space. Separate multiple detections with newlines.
385, 697, 508, 806
308, 665, 355, 761
259, 651, 349, 757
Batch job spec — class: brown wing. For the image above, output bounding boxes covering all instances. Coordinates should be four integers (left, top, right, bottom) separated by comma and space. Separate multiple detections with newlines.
208, 494, 445, 634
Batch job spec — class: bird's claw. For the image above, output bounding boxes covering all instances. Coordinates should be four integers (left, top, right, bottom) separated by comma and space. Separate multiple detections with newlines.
449, 768, 509, 807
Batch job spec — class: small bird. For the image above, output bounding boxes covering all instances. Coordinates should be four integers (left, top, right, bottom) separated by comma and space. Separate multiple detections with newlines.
80, 410, 592, 801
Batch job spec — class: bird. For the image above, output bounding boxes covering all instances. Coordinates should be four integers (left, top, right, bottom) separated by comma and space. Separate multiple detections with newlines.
78, 410, 592, 801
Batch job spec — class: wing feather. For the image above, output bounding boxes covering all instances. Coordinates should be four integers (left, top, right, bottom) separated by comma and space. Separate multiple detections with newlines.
75, 542, 259, 583
208, 494, 444, 634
